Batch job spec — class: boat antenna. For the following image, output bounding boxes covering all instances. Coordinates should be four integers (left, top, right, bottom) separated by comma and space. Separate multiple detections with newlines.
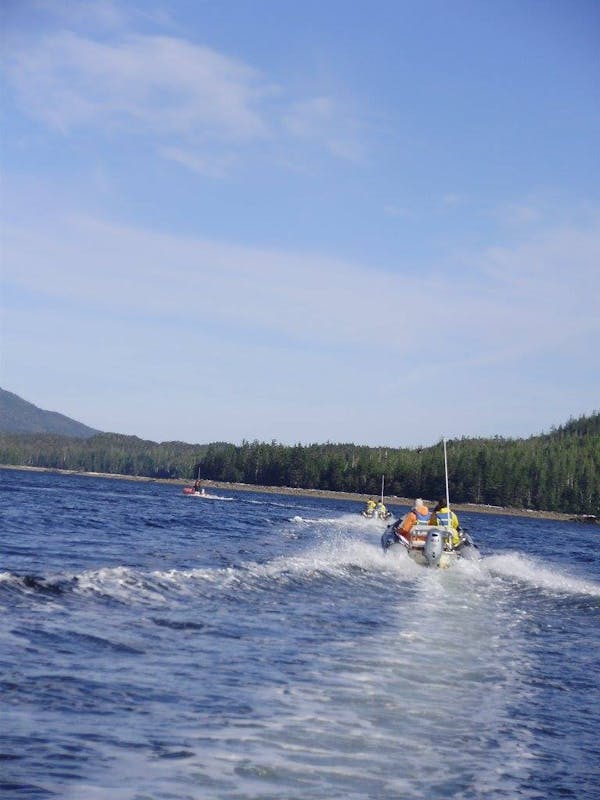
381, 474, 385, 505
443, 438, 451, 514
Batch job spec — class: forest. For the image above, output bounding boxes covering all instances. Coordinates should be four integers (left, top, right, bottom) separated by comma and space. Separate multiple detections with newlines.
0, 413, 598, 514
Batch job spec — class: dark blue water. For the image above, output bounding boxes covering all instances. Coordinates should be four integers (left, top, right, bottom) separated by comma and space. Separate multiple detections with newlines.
1, 468, 599, 799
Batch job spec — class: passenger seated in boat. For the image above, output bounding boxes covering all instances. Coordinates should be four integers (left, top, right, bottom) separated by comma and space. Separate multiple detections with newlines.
429, 499, 461, 546
363, 498, 377, 515
394, 499, 429, 541
193, 480, 205, 495
375, 501, 388, 517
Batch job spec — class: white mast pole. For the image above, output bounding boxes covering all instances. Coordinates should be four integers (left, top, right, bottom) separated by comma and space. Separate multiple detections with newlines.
381, 474, 385, 505
443, 438, 451, 516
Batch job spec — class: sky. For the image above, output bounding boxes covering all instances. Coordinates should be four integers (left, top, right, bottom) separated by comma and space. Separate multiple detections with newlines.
1, 0, 599, 448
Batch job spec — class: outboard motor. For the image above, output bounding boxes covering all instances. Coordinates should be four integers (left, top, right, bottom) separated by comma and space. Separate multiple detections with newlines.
381, 527, 397, 551
424, 529, 443, 567
456, 530, 481, 561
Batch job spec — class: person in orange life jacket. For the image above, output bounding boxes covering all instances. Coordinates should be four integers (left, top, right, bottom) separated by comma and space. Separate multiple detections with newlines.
395, 499, 429, 539
429, 498, 461, 546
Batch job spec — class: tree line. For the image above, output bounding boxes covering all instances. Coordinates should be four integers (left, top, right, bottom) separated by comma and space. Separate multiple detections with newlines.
0, 413, 598, 514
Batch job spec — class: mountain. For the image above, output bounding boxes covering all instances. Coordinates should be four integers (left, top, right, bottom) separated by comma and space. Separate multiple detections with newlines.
0, 388, 100, 439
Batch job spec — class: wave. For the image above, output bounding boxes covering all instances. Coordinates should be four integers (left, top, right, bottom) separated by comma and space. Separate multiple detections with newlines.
86, 535, 433, 601
289, 511, 391, 530
0, 570, 75, 597
484, 552, 600, 598
6, 538, 597, 613
0, 535, 411, 608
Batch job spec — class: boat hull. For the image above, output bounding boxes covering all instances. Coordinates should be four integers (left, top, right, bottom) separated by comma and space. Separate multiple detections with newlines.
381, 523, 479, 568
361, 511, 392, 521
183, 488, 233, 500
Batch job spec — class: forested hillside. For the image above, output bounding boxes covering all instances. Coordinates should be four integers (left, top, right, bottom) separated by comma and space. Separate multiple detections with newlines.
0, 388, 99, 438
1, 413, 598, 514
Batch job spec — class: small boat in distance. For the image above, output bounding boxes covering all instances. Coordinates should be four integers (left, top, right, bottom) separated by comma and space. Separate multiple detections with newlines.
183, 465, 207, 496
380, 440, 480, 568
183, 486, 206, 496
182, 465, 233, 500
182, 487, 233, 500
361, 475, 392, 520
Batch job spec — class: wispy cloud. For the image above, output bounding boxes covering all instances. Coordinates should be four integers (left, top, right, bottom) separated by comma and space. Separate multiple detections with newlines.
441, 193, 466, 209
3, 22, 365, 172
447, 222, 600, 369
4, 211, 599, 369
31, 0, 130, 31
283, 96, 364, 161
5, 32, 271, 141
158, 146, 235, 178
3, 202, 599, 443
500, 203, 543, 226
481, 224, 600, 294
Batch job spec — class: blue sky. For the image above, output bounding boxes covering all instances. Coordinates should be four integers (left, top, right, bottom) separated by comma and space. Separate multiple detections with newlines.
1, 0, 599, 447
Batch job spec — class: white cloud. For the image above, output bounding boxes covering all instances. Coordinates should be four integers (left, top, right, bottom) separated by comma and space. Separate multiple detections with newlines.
5, 32, 271, 141
501, 203, 542, 226
443, 222, 600, 369
283, 96, 364, 161
3, 212, 599, 371
441, 193, 466, 209
3, 25, 366, 170
2, 215, 410, 351
32, 0, 129, 31
3, 208, 599, 444
158, 146, 234, 178
481, 224, 600, 296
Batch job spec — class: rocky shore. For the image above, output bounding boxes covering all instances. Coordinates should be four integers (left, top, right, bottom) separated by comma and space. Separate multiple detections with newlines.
3, 463, 592, 523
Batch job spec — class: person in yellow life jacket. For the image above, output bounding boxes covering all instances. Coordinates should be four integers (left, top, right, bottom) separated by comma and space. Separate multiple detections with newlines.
375, 500, 388, 518
429, 498, 461, 546
395, 499, 429, 539
364, 498, 377, 515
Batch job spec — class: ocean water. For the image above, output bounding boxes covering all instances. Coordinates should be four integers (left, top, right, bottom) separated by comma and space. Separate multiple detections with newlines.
1, 468, 599, 800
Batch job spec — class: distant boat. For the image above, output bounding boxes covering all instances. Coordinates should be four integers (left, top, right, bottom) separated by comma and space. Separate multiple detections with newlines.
361, 475, 392, 521
183, 486, 207, 497
380, 440, 480, 568
182, 465, 233, 500
182, 487, 233, 501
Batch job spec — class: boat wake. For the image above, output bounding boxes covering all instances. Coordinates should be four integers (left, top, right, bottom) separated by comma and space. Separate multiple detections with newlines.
0, 535, 416, 609
185, 492, 233, 500
4, 530, 599, 615
484, 552, 600, 598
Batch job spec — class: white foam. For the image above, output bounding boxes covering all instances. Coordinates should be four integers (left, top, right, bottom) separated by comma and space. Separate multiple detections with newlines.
75, 566, 171, 604
485, 552, 600, 597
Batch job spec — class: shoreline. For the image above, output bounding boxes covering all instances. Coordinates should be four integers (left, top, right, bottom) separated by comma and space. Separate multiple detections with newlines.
1, 463, 589, 523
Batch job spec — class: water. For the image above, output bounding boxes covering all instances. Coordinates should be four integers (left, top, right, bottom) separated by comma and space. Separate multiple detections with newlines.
1, 468, 599, 800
